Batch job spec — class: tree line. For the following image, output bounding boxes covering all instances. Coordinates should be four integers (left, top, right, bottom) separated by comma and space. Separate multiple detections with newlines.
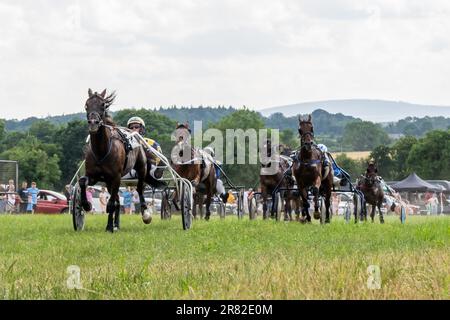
0, 108, 449, 191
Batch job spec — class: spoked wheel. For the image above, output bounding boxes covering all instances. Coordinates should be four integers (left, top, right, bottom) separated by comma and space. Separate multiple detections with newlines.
180, 183, 193, 230
249, 197, 257, 220
160, 189, 172, 220
71, 183, 85, 231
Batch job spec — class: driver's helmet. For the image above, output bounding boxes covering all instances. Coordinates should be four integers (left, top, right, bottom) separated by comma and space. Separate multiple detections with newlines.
317, 144, 328, 153
204, 146, 215, 158
127, 117, 146, 135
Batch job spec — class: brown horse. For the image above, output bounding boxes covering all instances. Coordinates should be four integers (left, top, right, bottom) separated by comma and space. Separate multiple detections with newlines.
171, 123, 217, 220
293, 115, 333, 223
260, 140, 299, 221
357, 162, 385, 223
79, 89, 148, 232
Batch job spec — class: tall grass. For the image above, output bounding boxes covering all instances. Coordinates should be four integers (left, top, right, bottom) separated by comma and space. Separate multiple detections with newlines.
0, 214, 448, 299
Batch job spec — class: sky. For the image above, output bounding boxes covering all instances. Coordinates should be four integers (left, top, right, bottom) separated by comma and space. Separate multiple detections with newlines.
1, 0, 450, 119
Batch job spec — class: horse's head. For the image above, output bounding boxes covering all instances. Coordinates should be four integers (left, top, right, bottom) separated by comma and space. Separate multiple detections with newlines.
84, 88, 116, 133
299, 114, 314, 151
171, 122, 193, 164
366, 160, 378, 177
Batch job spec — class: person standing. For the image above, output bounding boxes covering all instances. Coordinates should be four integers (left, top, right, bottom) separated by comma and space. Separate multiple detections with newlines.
86, 187, 94, 213
0, 182, 6, 214
6, 180, 16, 214
131, 187, 140, 214
123, 187, 133, 215
26, 182, 39, 214
18, 182, 28, 213
99, 187, 109, 214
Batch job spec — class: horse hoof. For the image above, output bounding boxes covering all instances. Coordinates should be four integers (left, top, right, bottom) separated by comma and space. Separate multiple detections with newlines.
380, 219, 385, 224
142, 212, 152, 224
106, 226, 114, 233
313, 211, 320, 220
205, 216, 210, 221
325, 219, 331, 224
113, 226, 120, 231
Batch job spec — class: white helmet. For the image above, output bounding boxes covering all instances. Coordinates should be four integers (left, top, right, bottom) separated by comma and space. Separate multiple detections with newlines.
317, 144, 328, 153
204, 146, 215, 157
127, 116, 145, 128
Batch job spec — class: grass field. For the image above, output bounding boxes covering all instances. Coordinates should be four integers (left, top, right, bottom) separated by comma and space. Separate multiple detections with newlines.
0, 214, 448, 300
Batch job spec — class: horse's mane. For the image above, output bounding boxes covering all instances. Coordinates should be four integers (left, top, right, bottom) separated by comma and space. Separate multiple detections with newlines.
103, 91, 116, 126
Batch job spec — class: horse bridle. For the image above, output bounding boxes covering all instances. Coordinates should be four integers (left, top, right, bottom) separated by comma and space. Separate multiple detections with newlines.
86, 94, 108, 127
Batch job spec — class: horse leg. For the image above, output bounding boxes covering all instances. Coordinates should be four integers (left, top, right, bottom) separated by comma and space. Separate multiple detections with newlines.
205, 193, 212, 221
79, 176, 92, 212
262, 193, 268, 220
312, 186, 320, 220
378, 202, 385, 224
114, 193, 121, 230
370, 205, 375, 223
284, 194, 291, 221
106, 181, 120, 233
300, 188, 310, 223
325, 189, 331, 223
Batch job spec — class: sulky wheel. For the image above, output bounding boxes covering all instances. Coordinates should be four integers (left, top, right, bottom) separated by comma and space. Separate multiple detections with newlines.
181, 183, 193, 230
71, 183, 85, 231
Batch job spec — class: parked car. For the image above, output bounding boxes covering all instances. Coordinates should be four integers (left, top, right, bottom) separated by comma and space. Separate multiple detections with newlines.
35, 190, 68, 214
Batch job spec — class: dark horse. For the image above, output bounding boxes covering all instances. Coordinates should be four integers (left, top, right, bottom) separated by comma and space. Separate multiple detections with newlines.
171, 123, 217, 220
260, 139, 299, 221
293, 115, 333, 223
357, 162, 385, 223
80, 89, 148, 232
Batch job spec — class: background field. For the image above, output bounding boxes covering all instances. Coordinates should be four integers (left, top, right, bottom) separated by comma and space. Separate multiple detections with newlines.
0, 214, 448, 300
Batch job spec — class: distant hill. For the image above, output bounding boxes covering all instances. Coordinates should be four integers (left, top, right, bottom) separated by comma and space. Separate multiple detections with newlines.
260, 99, 450, 122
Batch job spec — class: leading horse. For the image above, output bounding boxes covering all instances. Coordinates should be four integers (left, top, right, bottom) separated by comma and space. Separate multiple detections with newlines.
79, 89, 149, 232
293, 115, 333, 223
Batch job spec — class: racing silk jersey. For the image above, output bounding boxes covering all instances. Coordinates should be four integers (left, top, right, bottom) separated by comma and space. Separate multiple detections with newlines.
143, 137, 162, 165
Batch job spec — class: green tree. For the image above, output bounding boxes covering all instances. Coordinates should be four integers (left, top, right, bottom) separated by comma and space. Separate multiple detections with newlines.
369, 145, 395, 180
406, 130, 450, 179
280, 129, 298, 149
391, 136, 418, 180
29, 120, 58, 144
342, 121, 391, 151
55, 120, 88, 188
211, 109, 266, 188
1, 137, 61, 189
334, 154, 366, 182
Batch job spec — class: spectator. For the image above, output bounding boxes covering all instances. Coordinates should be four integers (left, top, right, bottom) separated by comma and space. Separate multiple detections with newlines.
123, 187, 132, 214
18, 182, 28, 213
332, 193, 340, 215
86, 187, 94, 213
6, 180, 16, 214
227, 190, 236, 204
0, 182, 5, 214
131, 187, 140, 214
99, 187, 109, 214
26, 182, 39, 214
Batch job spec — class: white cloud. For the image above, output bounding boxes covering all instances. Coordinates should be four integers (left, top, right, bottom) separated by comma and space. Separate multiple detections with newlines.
0, 0, 450, 119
